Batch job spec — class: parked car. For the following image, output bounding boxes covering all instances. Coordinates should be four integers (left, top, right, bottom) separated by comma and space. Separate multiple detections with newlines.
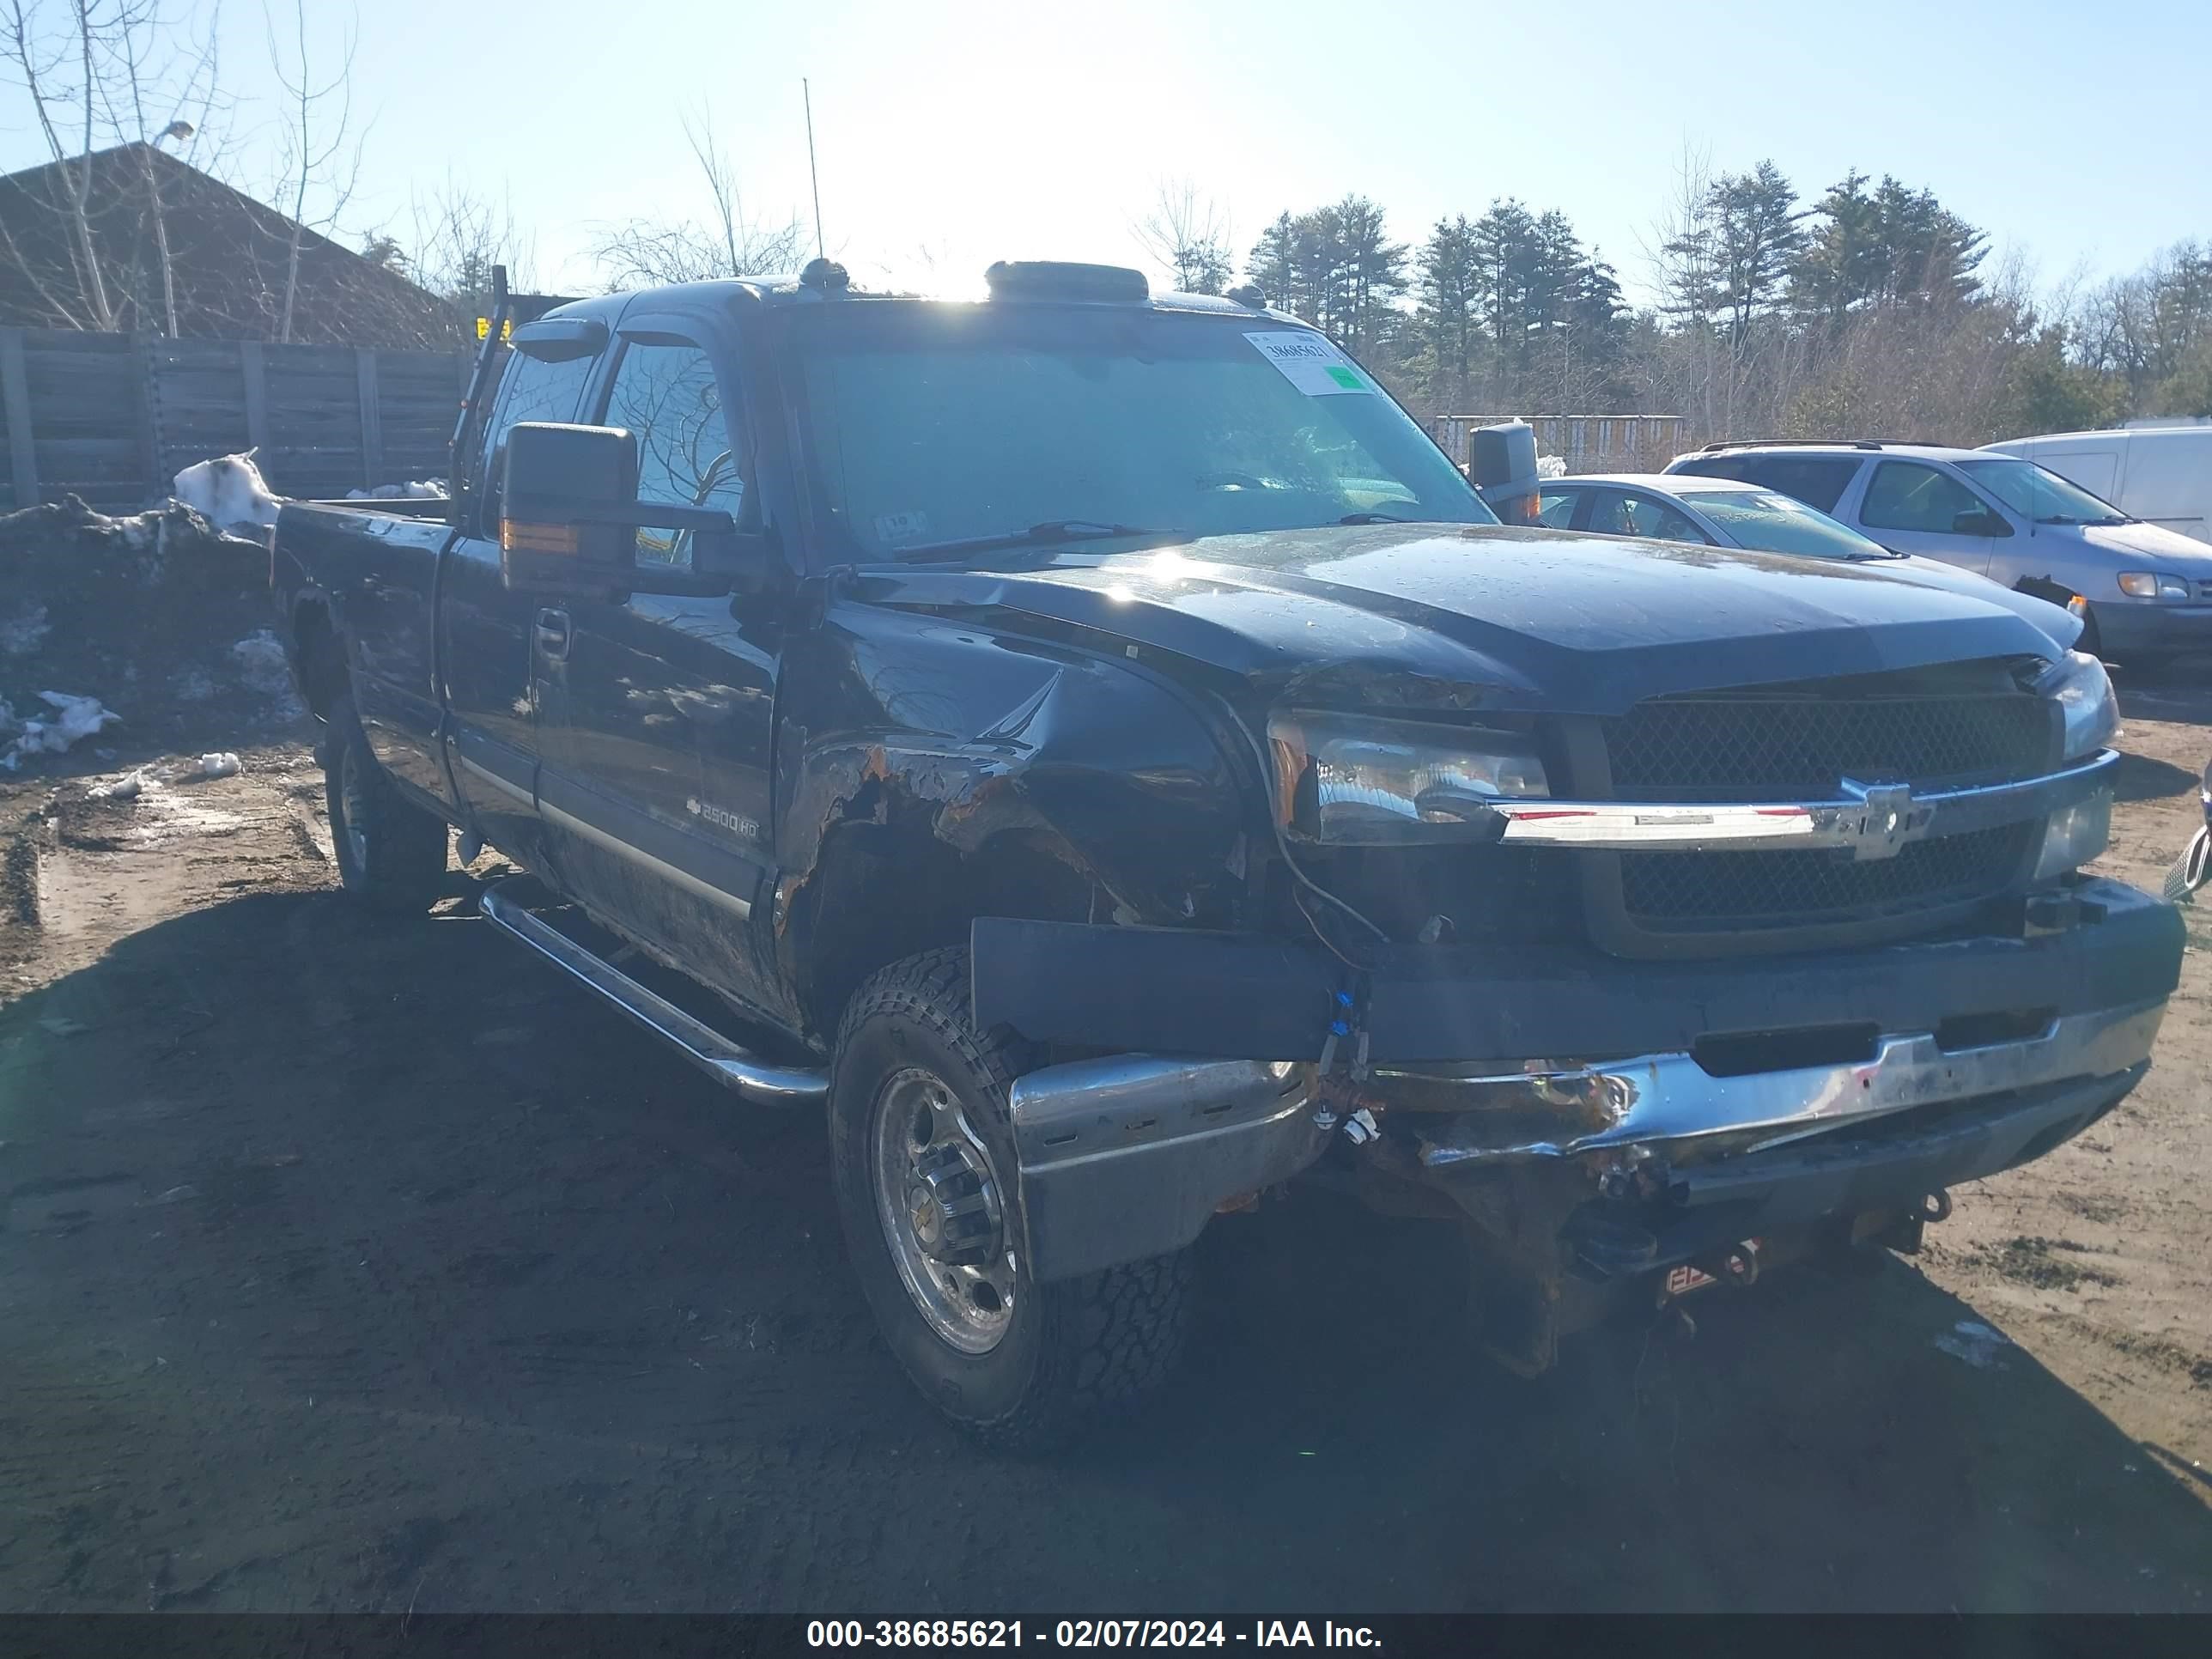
272, 263, 2180, 1447
1984, 423, 2212, 545
1535, 472, 2084, 647
1663, 440, 2212, 665
2163, 752, 2211, 905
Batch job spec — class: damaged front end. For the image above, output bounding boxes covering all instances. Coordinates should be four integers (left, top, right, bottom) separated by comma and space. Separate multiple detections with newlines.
975, 865, 2182, 1375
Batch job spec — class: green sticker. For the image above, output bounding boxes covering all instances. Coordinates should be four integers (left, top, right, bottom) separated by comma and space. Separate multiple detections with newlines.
1326, 366, 1364, 390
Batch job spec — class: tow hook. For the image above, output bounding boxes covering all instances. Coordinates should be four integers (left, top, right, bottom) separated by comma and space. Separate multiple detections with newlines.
1921, 1189, 1953, 1224
1720, 1240, 1760, 1288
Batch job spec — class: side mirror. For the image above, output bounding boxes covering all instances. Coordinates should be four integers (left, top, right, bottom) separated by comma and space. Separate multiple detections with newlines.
500, 422, 775, 599
1470, 421, 1540, 524
501, 422, 640, 597
1952, 507, 2011, 538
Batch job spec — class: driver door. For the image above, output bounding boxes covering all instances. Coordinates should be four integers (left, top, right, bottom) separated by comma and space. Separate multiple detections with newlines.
534, 318, 779, 1006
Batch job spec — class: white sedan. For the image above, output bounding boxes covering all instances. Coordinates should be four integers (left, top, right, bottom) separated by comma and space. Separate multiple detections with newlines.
1537, 472, 2086, 649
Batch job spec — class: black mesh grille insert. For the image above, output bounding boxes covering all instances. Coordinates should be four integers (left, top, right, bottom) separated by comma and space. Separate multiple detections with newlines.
1601, 692, 2055, 802
1618, 822, 2036, 932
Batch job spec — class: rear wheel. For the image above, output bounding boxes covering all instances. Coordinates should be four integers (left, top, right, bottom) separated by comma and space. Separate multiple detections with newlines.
828, 947, 1191, 1449
323, 697, 449, 913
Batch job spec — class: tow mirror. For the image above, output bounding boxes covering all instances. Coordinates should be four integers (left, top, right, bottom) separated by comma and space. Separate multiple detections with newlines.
499, 422, 773, 599
1470, 421, 1540, 524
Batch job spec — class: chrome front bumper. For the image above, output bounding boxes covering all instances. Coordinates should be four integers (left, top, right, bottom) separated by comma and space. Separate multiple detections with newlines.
1008, 1058, 1324, 1284
1005, 995, 2167, 1283
1408, 997, 2167, 1169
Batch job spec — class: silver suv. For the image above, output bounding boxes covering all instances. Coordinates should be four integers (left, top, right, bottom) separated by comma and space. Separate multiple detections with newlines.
1663, 440, 2212, 664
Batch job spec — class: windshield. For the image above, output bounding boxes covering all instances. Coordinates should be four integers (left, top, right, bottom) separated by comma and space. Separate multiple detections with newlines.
784, 303, 1494, 559
1673, 488, 1896, 559
1958, 458, 2132, 525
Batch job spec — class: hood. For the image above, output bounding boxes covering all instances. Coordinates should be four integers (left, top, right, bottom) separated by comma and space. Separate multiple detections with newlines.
860, 523, 2060, 715
2064, 520, 2212, 570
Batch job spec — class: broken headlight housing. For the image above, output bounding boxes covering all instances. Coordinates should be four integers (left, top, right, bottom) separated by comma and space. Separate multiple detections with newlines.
1267, 710, 1548, 843
2035, 649, 2120, 763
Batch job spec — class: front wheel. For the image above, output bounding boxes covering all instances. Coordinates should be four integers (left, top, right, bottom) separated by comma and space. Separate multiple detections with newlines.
323, 696, 450, 913
828, 947, 1191, 1449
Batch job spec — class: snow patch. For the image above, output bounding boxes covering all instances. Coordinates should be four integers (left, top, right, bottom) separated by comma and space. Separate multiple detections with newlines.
173, 451, 280, 533
230, 629, 293, 696
3, 691, 120, 769
89, 768, 154, 801
1933, 1320, 2014, 1370
1537, 454, 1568, 479
345, 479, 447, 501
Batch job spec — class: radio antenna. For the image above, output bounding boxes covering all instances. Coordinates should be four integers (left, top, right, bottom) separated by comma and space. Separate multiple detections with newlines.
804, 78, 826, 260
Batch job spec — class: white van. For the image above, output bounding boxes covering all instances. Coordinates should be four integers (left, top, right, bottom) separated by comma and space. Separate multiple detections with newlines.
1983, 422, 2212, 544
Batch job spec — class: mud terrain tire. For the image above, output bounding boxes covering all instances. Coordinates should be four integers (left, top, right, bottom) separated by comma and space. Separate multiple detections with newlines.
829, 946, 1191, 1449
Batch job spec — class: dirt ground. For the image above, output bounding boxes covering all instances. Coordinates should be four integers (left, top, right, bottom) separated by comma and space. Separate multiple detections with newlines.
1, 683, 2207, 1615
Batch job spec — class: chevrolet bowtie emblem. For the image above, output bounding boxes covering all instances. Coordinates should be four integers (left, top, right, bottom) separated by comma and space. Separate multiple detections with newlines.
1838, 778, 1934, 861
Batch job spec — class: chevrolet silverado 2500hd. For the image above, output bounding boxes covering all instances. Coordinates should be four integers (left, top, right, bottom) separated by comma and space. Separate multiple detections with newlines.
271, 259, 2184, 1446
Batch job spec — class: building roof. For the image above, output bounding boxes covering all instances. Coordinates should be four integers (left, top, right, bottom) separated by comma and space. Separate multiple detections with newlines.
0, 143, 453, 346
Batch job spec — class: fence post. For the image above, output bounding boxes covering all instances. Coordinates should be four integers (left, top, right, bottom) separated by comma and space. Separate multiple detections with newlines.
240, 340, 270, 454
356, 348, 384, 489
0, 327, 37, 507
132, 333, 161, 502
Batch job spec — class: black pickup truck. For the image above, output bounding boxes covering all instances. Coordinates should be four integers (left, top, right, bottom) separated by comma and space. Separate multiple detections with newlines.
272, 258, 2183, 1446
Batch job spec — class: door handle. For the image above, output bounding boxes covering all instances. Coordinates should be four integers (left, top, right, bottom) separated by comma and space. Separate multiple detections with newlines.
534, 607, 571, 662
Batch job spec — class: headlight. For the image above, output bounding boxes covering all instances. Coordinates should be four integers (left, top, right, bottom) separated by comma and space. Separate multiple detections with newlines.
2033, 789, 2112, 880
2035, 649, 2120, 762
1268, 710, 1548, 843
2116, 571, 2190, 600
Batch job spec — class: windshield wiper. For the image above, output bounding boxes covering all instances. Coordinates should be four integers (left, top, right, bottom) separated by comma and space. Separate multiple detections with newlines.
898, 520, 1173, 559
1340, 511, 1412, 525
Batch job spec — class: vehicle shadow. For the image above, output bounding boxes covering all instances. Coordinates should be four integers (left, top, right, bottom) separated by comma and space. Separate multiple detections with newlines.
2116, 662, 2212, 728
2110, 750, 2201, 802
2, 892, 2208, 1614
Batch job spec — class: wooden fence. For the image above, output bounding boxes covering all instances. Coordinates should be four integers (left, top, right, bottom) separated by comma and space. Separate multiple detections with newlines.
1434, 413, 1692, 473
0, 325, 470, 513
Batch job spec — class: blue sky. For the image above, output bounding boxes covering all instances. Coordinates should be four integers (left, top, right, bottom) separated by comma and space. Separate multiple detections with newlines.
7, 0, 2209, 305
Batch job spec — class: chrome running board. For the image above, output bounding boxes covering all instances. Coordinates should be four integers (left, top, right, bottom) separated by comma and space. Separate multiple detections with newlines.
477, 879, 827, 1104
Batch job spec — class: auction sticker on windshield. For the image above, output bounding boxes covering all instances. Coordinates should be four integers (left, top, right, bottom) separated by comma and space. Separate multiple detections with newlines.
1245, 331, 1377, 396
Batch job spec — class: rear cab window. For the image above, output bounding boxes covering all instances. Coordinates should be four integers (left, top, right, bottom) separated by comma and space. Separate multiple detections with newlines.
470, 346, 600, 536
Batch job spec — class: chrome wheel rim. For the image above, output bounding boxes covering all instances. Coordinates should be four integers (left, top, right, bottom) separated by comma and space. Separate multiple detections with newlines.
871, 1066, 1016, 1355
339, 744, 372, 874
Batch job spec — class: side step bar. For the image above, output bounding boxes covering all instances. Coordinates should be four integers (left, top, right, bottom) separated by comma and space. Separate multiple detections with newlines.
477, 879, 828, 1104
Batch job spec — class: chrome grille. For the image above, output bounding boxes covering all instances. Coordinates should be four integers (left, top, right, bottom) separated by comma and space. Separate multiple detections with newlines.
1585, 672, 2059, 954
1601, 690, 2057, 803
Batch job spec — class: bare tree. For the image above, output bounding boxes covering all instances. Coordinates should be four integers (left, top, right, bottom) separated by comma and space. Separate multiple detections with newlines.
265, 0, 362, 342
1133, 179, 1234, 295
0, 0, 222, 331
590, 112, 804, 288
102, 0, 222, 335
398, 177, 536, 304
